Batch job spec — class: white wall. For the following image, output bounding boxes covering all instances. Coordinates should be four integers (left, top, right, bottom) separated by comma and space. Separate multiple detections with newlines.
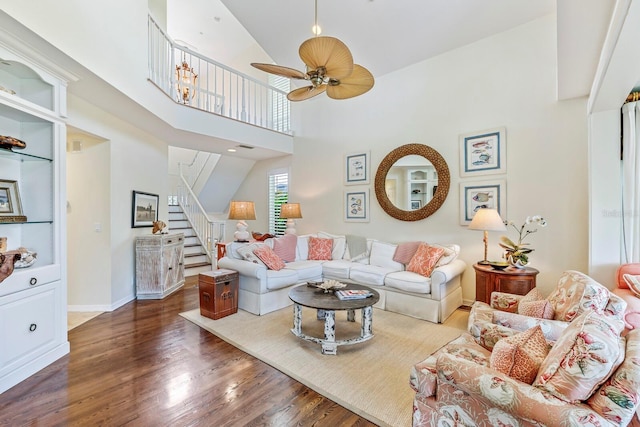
236, 14, 588, 303
67, 95, 169, 309
66, 132, 112, 310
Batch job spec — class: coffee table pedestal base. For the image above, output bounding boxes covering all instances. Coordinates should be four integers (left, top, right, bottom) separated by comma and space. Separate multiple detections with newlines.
291, 304, 374, 355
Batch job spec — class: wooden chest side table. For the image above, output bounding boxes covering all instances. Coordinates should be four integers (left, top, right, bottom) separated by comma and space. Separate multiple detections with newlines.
198, 269, 239, 320
474, 263, 539, 304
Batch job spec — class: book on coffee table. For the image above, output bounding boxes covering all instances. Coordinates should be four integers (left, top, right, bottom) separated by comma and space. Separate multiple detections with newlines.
335, 289, 373, 300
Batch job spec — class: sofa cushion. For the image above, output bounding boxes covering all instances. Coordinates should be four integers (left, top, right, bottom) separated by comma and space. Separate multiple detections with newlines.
265, 269, 299, 291
385, 271, 431, 294
271, 234, 297, 262
546, 270, 610, 323
406, 243, 444, 277
519, 300, 555, 319
318, 231, 346, 260
392, 241, 421, 264
369, 241, 403, 270
322, 259, 352, 280
295, 234, 314, 261
534, 311, 625, 403
254, 246, 285, 271
350, 264, 395, 286
490, 325, 550, 384
308, 237, 333, 260
283, 260, 323, 281
236, 243, 267, 267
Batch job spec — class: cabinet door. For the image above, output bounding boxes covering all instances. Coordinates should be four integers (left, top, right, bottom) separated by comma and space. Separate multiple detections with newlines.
475, 270, 492, 304
0, 285, 58, 376
495, 276, 534, 296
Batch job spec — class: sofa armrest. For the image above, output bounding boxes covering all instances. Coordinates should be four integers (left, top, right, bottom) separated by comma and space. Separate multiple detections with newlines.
435, 353, 611, 426
217, 257, 267, 280
430, 259, 466, 300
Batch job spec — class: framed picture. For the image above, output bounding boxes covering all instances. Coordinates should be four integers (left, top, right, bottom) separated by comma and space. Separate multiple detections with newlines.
459, 127, 506, 176
132, 190, 159, 228
0, 179, 25, 222
410, 200, 422, 210
459, 180, 506, 225
345, 151, 370, 185
344, 189, 370, 222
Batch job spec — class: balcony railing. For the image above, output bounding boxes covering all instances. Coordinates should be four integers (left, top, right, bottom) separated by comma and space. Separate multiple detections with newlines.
147, 15, 291, 134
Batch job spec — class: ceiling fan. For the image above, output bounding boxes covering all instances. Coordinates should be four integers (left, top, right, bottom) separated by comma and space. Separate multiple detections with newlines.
251, 1, 374, 102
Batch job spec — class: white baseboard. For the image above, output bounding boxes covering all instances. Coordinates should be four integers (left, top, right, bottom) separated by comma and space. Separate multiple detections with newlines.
462, 298, 475, 307
68, 293, 135, 312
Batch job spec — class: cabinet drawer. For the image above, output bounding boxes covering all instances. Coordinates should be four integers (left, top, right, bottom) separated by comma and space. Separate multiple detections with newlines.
0, 285, 58, 375
0, 264, 61, 297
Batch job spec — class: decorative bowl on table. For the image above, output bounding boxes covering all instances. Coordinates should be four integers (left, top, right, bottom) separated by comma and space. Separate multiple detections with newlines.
307, 279, 347, 293
488, 261, 509, 270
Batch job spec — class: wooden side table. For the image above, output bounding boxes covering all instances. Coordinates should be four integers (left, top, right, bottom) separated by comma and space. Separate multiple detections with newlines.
474, 263, 539, 304
199, 269, 239, 320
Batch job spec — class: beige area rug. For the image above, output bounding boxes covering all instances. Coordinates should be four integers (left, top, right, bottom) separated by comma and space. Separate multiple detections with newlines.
180, 306, 468, 427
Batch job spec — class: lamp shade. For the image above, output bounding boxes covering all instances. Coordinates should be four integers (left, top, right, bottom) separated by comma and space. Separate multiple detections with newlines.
228, 201, 256, 220
280, 203, 302, 219
468, 208, 506, 231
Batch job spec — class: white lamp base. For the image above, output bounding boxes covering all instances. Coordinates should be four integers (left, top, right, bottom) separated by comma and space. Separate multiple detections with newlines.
284, 219, 297, 235
234, 221, 250, 242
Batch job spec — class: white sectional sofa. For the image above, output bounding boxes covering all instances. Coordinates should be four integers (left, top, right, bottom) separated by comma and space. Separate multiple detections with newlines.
217, 232, 467, 323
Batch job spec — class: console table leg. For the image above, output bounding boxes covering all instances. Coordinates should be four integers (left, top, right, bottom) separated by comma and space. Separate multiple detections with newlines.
292, 304, 302, 335
361, 306, 373, 339
322, 310, 337, 355
347, 309, 355, 322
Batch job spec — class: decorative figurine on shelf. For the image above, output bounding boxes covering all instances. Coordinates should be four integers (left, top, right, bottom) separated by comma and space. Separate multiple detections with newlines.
152, 220, 167, 234
14, 246, 37, 268
0, 251, 20, 284
0, 135, 27, 151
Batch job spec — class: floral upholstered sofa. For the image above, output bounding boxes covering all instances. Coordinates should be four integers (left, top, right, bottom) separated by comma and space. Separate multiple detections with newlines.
217, 232, 466, 323
410, 270, 640, 426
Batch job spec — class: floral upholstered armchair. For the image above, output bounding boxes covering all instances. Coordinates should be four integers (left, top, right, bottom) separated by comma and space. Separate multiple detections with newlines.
410, 271, 640, 426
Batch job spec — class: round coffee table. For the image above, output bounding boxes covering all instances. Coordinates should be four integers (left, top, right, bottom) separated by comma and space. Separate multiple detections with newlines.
288, 283, 380, 355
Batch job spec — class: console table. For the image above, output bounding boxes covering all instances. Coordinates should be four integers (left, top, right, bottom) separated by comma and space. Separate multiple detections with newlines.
474, 263, 539, 304
135, 233, 185, 299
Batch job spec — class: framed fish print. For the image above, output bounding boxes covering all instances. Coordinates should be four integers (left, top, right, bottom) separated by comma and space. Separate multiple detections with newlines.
459, 180, 506, 225
344, 189, 370, 222
459, 127, 506, 176
344, 151, 370, 185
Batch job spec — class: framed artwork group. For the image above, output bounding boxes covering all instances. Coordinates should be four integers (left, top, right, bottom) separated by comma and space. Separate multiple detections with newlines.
344, 151, 370, 222
458, 127, 507, 225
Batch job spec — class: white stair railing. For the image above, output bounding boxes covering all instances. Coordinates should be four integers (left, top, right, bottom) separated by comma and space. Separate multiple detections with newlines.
176, 173, 225, 267
148, 14, 291, 134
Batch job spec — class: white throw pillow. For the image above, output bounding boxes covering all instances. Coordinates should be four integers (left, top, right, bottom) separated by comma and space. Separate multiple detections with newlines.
295, 234, 315, 261
369, 241, 403, 271
318, 231, 346, 260
432, 243, 460, 267
236, 243, 267, 267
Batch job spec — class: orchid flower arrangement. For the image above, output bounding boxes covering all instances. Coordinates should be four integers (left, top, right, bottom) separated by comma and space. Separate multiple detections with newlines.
499, 215, 548, 265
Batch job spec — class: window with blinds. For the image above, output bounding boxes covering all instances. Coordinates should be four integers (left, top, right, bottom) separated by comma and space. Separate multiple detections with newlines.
269, 75, 290, 133
268, 170, 289, 236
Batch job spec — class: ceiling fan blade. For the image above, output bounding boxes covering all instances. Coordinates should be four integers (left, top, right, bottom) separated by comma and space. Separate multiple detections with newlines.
326, 64, 375, 100
299, 36, 353, 80
287, 85, 327, 102
251, 63, 307, 80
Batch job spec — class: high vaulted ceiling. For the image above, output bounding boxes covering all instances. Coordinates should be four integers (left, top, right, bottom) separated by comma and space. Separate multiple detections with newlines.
169, 0, 615, 101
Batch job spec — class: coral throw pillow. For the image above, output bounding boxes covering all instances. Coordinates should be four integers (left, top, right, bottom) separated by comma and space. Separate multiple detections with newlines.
272, 234, 297, 262
393, 241, 421, 264
308, 237, 333, 261
490, 325, 550, 384
406, 243, 444, 277
534, 311, 625, 402
253, 246, 285, 271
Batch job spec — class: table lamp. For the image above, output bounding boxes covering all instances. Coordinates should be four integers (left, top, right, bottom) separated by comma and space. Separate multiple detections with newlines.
228, 201, 256, 242
468, 208, 506, 265
279, 203, 302, 235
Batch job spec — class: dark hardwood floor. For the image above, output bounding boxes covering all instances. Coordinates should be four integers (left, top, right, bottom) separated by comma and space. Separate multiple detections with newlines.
0, 277, 376, 426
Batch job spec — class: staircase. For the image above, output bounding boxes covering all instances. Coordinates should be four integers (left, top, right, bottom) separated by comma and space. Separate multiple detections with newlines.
169, 204, 213, 277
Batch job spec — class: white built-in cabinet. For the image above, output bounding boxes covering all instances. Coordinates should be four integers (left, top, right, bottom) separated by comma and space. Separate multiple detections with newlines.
0, 44, 69, 394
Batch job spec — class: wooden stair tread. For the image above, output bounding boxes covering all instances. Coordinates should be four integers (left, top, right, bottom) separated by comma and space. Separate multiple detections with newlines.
185, 262, 211, 268
184, 252, 207, 258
